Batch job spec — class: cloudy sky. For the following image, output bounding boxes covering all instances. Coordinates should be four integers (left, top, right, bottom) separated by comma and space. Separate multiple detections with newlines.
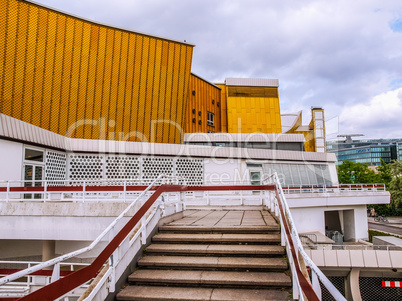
34, 0, 402, 140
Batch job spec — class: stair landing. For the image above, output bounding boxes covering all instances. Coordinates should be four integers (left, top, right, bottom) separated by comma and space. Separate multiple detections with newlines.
167, 209, 278, 228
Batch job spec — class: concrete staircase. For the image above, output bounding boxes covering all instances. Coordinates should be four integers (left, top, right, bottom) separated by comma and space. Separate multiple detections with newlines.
117, 211, 292, 300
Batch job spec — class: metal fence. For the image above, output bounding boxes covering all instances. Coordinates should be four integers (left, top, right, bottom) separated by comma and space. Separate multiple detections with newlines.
360, 277, 402, 301
320, 277, 346, 301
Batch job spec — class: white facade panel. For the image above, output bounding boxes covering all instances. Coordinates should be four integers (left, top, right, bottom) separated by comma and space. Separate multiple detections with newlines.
0, 139, 23, 182
289, 204, 371, 241
204, 159, 244, 185
291, 207, 325, 234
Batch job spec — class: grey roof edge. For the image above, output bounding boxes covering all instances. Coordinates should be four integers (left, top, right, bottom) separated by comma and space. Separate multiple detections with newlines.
191, 73, 222, 90
0, 114, 335, 163
225, 78, 279, 87
184, 132, 306, 143
296, 125, 311, 132
25, 0, 195, 47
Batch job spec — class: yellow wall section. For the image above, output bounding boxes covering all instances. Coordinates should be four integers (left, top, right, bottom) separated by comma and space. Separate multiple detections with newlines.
0, 0, 193, 144
284, 110, 324, 152
186, 74, 221, 133
226, 95, 282, 134
304, 131, 316, 152
216, 84, 228, 133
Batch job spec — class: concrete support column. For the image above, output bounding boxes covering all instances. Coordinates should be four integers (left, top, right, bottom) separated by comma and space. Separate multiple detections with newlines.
42, 240, 56, 262
346, 268, 362, 301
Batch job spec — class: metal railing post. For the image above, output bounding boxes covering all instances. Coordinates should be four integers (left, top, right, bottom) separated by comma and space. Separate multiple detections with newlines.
124, 180, 127, 202
288, 248, 299, 300
280, 220, 286, 247
141, 216, 147, 245
51, 263, 60, 283
109, 251, 117, 293
44, 180, 48, 202
6, 181, 9, 202
83, 180, 86, 203
312, 271, 322, 300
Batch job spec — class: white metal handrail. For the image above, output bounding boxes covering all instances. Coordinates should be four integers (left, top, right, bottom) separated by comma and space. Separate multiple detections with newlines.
281, 183, 386, 194
0, 178, 178, 202
303, 245, 402, 251
0, 261, 90, 298
265, 173, 347, 301
79, 194, 182, 301
0, 174, 180, 286
0, 179, 386, 203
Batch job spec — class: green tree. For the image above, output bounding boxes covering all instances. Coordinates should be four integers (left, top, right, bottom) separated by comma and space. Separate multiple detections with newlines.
388, 160, 402, 214
337, 160, 390, 215
337, 160, 380, 184
376, 158, 392, 187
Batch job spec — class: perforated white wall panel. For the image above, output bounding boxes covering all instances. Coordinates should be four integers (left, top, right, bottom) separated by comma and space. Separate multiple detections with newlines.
176, 158, 203, 186
68, 154, 104, 185
105, 156, 140, 185
45, 151, 67, 186
142, 157, 174, 182
66, 155, 204, 186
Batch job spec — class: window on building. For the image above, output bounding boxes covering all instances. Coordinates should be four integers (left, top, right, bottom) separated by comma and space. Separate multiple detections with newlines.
264, 163, 333, 186
24, 148, 44, 162
315, 120, 324, 128
207, 112, 214, 126
314, 111, 323, 119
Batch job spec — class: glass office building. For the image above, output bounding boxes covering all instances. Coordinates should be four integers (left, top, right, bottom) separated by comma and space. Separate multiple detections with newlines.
327, 138, 402, 166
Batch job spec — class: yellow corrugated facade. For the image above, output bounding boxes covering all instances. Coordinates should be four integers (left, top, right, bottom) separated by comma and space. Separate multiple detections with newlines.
0, 0, 193, 143
224, 86, 282, 134
216, 84, 228, 133
283, 109, 326, 152
0, 0, 323, 149
303, 131, 316, 152
185, 74, 221, 133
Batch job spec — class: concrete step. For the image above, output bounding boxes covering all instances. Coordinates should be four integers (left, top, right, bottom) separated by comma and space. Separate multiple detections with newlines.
158, 225, 280, 234
128, 269, 291, 288
117, 210, 291, 300
116, 285, 291, 301
152, 233, 281, 245
146, 243, 285, 256
138, 255, 288, 271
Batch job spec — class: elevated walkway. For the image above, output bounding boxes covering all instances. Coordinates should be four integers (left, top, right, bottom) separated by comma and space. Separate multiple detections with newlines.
117, 209, 292, 301
0, 179, 349, 300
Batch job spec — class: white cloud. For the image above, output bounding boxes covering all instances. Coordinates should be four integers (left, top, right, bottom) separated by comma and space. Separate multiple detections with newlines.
339, 88, 402, 138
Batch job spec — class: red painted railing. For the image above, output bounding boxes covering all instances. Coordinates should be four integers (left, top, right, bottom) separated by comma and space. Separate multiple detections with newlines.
9, 184, 274, 300
3, 182, 325, 300
16, 184, 186, 301
275, 189, 319, 301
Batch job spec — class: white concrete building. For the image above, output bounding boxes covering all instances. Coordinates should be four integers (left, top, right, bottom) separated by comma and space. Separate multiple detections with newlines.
0, 113, 389, 250
0, 113, 397, 300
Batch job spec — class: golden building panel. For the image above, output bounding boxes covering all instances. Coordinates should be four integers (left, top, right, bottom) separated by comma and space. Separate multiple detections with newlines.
226, 94, 282, 134
0, 0, 193, 144
216, 84, 228, 133
186, 74, 221, 134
